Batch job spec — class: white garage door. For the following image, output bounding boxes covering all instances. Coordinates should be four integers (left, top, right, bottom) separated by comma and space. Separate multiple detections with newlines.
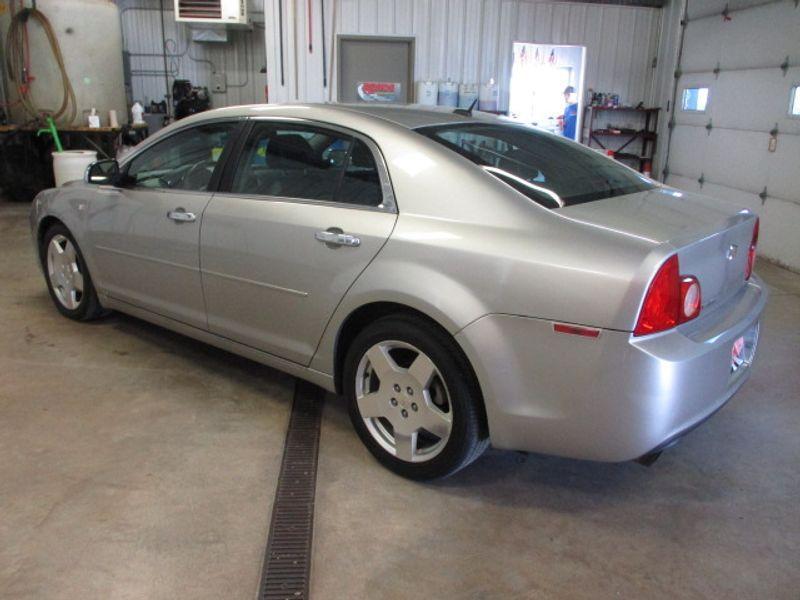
664, 0, 800, 271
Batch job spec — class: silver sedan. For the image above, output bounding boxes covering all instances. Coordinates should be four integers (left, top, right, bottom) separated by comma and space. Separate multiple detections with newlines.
30, 104, 767, 479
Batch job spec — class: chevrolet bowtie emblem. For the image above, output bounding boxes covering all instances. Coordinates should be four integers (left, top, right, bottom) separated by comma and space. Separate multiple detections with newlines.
726, 244, 738, 261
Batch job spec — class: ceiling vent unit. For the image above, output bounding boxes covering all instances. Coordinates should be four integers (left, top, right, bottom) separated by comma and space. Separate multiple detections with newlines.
174, 0, 249, 26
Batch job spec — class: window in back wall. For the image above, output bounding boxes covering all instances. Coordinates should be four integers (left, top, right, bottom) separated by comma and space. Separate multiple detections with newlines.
790, 85, 800, 117
681, 87, 709, 112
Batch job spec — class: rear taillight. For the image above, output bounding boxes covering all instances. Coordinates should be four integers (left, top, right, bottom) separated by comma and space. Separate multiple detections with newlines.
745, 217, 759, 280
634, 254, 702, 336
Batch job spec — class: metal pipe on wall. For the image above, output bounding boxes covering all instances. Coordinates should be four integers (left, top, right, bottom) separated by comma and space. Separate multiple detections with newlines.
327, 0, 336, 102
0, 25, 10, 114
278, 0, 285, 86
226, 31, 253, 89
660, 0, 689, 180
158, 0, 171, 116
307, 0, 312, 53
292, 0, 299, 100
321, 0, 327, 88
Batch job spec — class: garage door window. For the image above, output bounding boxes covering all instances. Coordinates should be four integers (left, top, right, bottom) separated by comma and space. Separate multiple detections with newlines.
790, 85, 800, 117
681, 87, 709, 112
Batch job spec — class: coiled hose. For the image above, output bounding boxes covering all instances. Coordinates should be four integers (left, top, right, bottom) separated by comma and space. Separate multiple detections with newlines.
5, 7, 77, 125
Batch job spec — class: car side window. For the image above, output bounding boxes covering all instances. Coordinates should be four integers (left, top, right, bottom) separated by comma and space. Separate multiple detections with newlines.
125, 122, 236, 192
230, 123, 383, 207
334, 139, 383, 207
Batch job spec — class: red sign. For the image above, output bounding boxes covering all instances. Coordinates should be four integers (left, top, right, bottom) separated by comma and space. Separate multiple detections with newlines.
357, 81, 402, 103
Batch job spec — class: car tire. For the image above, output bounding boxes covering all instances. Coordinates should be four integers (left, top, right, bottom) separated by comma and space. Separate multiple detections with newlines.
40, 223, 105, 321
344, 314, 489, 480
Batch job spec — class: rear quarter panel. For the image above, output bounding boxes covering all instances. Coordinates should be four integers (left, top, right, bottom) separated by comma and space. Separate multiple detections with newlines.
309, 130, 663, 376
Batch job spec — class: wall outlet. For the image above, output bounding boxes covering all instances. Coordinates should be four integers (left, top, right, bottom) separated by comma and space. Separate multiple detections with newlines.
212, 72, 227, 94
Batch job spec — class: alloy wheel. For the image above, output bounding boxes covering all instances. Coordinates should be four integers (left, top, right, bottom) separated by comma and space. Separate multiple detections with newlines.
355, 340, 453, 463
46, 234, 84, 310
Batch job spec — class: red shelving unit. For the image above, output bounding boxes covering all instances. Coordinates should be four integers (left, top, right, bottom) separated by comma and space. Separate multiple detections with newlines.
583, 106, 660, 173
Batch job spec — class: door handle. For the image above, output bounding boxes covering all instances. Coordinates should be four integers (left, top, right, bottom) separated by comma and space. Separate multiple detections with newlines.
167, 208, 196, 223
314, 229, 361, 247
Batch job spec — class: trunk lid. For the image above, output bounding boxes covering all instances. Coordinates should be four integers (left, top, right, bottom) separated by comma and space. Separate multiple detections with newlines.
559, 186, 757, 311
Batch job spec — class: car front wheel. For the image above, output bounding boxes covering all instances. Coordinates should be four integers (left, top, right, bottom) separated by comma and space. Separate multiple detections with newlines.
40, 224, 105, 321
344, 315, 489, 479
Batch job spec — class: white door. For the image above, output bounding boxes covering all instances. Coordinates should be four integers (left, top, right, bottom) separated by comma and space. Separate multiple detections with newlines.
664, 1, 800, 270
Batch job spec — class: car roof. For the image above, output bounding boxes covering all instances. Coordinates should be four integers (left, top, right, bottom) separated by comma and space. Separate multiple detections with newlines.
177, 102, 497, 130
333, 104, 489, 128
127, 103, 507, 168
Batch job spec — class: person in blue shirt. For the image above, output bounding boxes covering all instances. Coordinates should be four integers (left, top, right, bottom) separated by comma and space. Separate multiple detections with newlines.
561, 86, 578, 140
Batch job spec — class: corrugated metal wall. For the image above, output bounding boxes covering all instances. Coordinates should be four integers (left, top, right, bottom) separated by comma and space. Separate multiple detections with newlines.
116, 1, 663, 117
117, 0, 267, 107
265, 0, 663, 111
663, 0, 800, 271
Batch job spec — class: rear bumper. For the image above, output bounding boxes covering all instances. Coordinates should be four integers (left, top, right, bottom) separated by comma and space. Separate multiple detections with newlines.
455, 276, 768, 461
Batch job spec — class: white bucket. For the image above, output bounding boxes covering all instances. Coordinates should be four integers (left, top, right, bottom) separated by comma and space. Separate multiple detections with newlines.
479, 79, 499, 112
416, 80, 438, 106
438, 80, 459, 107
52, 150, 98, 187
458, 83, 479, 109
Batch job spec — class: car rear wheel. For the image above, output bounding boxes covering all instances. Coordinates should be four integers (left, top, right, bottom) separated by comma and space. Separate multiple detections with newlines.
344, 315, 489, 479
41, 224, 105, 321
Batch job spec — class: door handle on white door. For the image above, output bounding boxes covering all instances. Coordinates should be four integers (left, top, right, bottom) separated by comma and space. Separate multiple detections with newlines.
167, 208, 196, 223
314, 229, 361, 247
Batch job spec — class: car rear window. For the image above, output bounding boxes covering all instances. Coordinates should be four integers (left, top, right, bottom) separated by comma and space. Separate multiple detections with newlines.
416, 122, 655, 208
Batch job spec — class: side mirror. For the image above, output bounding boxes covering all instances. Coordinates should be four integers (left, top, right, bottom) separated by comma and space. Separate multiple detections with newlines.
85, 159, 120, 185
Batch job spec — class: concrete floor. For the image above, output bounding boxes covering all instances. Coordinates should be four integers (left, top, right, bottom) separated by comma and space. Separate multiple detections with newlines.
1, 200, 798, 599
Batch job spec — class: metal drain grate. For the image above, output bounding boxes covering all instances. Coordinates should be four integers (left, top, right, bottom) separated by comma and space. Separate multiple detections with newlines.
258, 380, 324, 600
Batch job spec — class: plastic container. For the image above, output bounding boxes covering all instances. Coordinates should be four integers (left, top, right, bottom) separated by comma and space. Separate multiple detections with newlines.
458, 83, 479, 109
53, 150, 97, 187
131, 101, 145, 125
416, 81, 438, 106
437, 80, 459, 107
479, 78, 499, 112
